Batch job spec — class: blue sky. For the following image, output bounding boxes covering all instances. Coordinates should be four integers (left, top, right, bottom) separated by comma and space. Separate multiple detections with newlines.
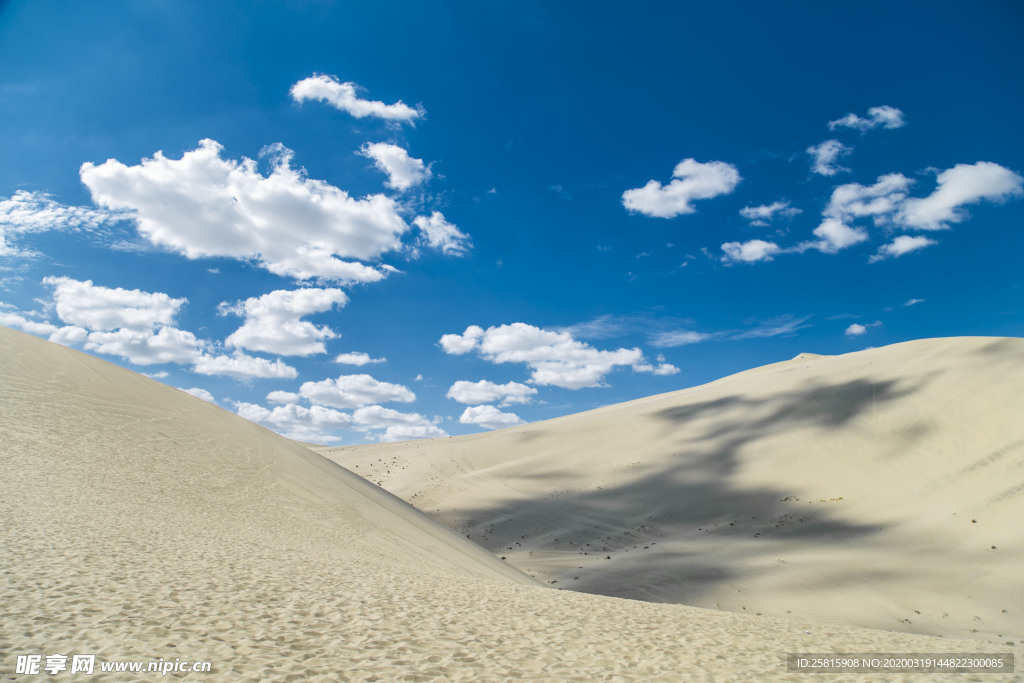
2, 1, 1022, 443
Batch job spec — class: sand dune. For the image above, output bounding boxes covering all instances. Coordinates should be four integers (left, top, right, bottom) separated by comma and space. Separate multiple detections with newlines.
317, 337, 1024, 645
2, 326, 1018, 681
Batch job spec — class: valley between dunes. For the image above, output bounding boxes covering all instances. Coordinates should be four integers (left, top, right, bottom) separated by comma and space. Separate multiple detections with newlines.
2, 326, 1020, 681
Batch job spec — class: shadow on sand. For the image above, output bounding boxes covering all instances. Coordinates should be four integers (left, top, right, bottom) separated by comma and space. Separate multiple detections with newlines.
431, 375, 930, 603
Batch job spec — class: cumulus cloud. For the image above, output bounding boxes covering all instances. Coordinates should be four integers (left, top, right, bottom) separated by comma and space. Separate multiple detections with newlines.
845, 321, 881, 336
634, 360, 680, 376
439, 324, 484, 354
807, 139, 852, 176
80, 139, 409, 283
221, 287, 346, 357
290, 74, 423, 123
9, 276, 296, 378
898, 162, 1024, 230
236, 401, 352, 444
40, 276, 206, 366
83, 326, 205, 366
446, 379, 538, 406
825, 173, 913, 225
267, 390, 300, 404
299, 374, 415, 409
459, 405, 526, 431
181, 387, 216, 403
350, 405, 447, 441
798, 163, 1022, 259
739, 201, 801, 226
439, 322, 666, 389
721, 239, 782, 264
44, 276, 186, 331
413, 211, 471, 256
379, 423, 448, 442
334, 351, 386, 366
1, 190, 130, 258
828, 105, 906, 132
622, 159, 741, 218
868, 235, 938, 263
793, 174, 913, 256
0, 308, 61, 337
191, 352, 298, 379
359, 142, 431, 190
805, 218, 870, 254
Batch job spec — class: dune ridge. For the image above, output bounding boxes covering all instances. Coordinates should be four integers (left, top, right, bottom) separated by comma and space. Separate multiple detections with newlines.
1, 326, 1018, 681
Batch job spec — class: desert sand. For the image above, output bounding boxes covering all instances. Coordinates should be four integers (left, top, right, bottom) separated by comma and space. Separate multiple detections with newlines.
317, 337, 1024, 646
1, 326, 1019, 681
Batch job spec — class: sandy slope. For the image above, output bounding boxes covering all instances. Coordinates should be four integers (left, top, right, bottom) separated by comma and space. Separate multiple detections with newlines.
1, 326, 1018, 681
317, 337, 1024, 646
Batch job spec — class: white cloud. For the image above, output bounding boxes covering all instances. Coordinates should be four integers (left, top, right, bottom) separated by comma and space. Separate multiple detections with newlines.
634, 361, 681, 376
380, 423, 448, 442
807, 139, 852, 176
739, 201, 801, 226
9, 276, 296, 377
84, 326, 204, 366
38, 277, 208, 366
235, 401, 352, 444
446, 379, 537, 406
791, 174, 912, 256
650, 330, 711, 348
792, 162, 1022, 261
359, 142, 431, 190
825, 173, 914, 225
845, 321, 881, 336
0, 190, 129, 258
413, 211, 471, 256
221, 287, 346, 357
0, 308, 61, 337
48, 325, 89, 347
290, 74, 423, 123
80, 139, 409, 283
334, 351, 386, 366
721, 239, 782, 263
181, 387, 216, 403
622, 159, 741, 218
898, 162, 1024, 230
730, 315, 812, 340
267, 390, 300, 404
904, 298, 925, 307
440, 324, 484, 354
299, 374, 415, 409
191, 351, 298, 379
828, 105, 906, 132
868, 235, 938, 263
805, 218, 870, 254
459, 405, 526, 430
44, 276, 186, 331
351, 405, 448, 441
439, 322, 656, 390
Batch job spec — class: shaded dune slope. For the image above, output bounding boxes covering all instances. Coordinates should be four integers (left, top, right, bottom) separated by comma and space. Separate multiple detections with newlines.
1, 327, 1017, 681
319, 337, 1024, 643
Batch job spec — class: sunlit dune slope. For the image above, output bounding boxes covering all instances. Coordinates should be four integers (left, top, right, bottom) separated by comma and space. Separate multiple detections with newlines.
318, 337, 1024, 643
2, 326, 1017, 681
